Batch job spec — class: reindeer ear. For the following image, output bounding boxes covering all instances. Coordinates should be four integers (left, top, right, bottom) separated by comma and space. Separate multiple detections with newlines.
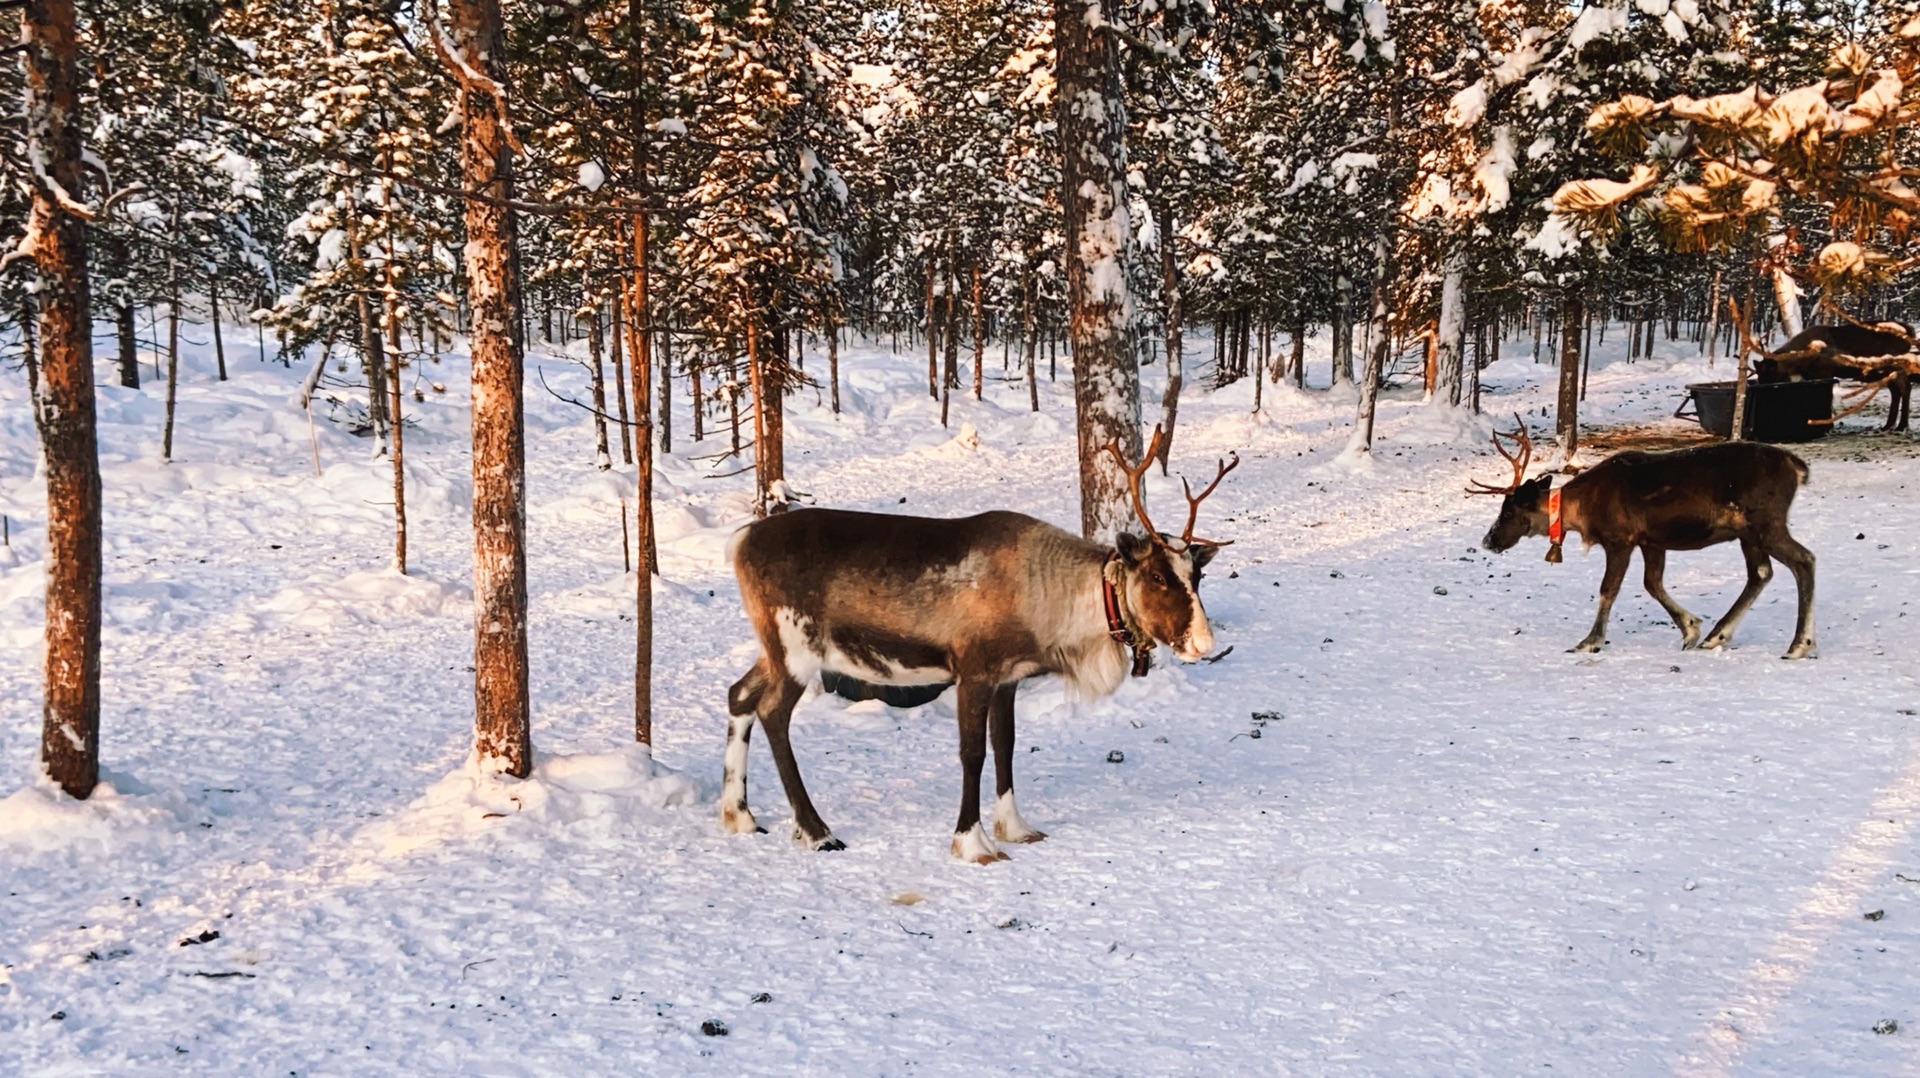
1116, 531, 1152, 563
1189, 543, 1219, 572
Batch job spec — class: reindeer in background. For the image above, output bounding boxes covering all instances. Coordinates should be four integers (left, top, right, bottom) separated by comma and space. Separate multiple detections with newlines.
1472, 419, 1817, 660
722, 427, 1238, 863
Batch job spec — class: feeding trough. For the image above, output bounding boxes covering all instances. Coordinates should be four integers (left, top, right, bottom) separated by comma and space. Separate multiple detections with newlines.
1675, 378, 1835, 443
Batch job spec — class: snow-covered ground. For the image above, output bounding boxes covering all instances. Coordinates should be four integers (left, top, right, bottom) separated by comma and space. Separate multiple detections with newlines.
3, 320, 1918, 1075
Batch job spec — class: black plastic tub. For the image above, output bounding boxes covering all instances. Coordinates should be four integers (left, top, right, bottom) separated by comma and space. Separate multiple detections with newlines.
1675, 378, 1835, 443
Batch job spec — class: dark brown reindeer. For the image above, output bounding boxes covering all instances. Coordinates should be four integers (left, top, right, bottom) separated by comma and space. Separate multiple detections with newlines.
723, 427, 1238, 862
1753, 321, 1915, 432
1473, 419, 1816, 659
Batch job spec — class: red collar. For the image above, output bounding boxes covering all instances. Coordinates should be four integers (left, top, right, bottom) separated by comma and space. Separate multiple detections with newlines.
1547, 488, 1564, 545
1103, 552, 1153, 677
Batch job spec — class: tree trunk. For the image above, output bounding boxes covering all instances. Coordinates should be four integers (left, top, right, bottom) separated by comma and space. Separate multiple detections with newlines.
629, 0, 659, 743
971, 262, 985, 401
107, 234, 138, 389
1348, 258, 1391, 456
827, 315, 841, 414
27, 0, 102, 799
1332, 275, 1354, 386
610, 285, 634, 463
1730, 289, 1755, 443
1290, 320, 1306, 389
162, 222, 182, 461
388, 295, 408, 574
1056, 0, 1142, 542
1771, 253, 1803, 339
588, 302, 611, 470
1023, 268, 1039, 413
690, 355, 704, 442
748, 322, 774, 515
1153, 200, 1181, 474
1556, 293, 1583, 458
210, 274, 228, 381
447, 0, 531, 777
658, 324, 672, 453
1705, 271, 1722, 368
1434, 249, 1466, 407
925, 265, 939, 399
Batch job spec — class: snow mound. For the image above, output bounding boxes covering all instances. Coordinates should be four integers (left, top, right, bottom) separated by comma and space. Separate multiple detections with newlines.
0, 772, 198, 857
358, 744, 705, 860
254, 567, 470, 629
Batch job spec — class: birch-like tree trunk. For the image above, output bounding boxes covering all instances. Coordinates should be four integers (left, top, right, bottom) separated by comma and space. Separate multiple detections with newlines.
1152, 199, 1182, 475
1332, 274, 1354, 387
1055, 0, 1141, 542
26, 0, 103, 799
971, 262, 985, 401
610, 283, 634, 463
446, 0, 531, 776
587, 302, 611, 470
162, 211, 182, 462
1434, 249, 1467, 408
1346, 238, 1392, 457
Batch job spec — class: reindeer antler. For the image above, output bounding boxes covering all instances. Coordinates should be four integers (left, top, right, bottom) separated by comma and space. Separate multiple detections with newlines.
1466, 414, 1534, 495
1179, 453, 1240, 548
1102, 425, 1169, 541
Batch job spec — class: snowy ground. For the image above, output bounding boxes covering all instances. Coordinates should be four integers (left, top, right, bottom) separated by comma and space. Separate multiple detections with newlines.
2, 319, 1918, 1075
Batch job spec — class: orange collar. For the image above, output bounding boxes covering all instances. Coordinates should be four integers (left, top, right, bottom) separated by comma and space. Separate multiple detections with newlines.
1547, 488, 1564, 545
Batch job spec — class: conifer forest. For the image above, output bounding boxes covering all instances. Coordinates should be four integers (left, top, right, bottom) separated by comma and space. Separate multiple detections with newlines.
4, 0, 1920, 1070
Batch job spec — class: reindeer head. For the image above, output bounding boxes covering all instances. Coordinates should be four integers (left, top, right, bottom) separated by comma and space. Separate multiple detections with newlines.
1468, 417, 1554, 552
1104, 427, 1238, 663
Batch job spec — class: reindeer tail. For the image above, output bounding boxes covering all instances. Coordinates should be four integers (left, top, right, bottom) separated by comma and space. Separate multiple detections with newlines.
728, 661, 770, 717
1788, 453, 1811, 487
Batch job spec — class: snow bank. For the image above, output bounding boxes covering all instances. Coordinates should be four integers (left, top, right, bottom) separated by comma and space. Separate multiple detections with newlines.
254, 567, 470, 629
0, 772, 199, 857
357, 744, 705, 860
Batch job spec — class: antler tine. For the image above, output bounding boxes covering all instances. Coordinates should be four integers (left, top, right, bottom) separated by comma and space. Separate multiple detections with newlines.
1101, 425, 1167, 542
1464, 414, 1533, 495
1179, 452, 1241, 547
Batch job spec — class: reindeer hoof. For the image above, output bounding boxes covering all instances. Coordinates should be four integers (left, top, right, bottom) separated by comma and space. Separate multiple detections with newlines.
1782, 641, 1817, 661
794, 828, 845, 851
814, 836, 847, 852
1699, 635, 1729, 652
720, 807, 761, 836
1569, 639, 1605, 654
994, 821, 1048, 844
951, 825, 1007, 864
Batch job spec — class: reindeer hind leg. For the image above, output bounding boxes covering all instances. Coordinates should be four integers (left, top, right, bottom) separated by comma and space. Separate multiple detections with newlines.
757, 673, 844, 851
721, 660, 770, 835
1768, 530, 1817, 660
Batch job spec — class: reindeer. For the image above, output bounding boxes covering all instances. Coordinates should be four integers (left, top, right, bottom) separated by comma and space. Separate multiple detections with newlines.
1472, 419, 1816, 659
721, 428, 1236, 863
1753, 322, 1915, 432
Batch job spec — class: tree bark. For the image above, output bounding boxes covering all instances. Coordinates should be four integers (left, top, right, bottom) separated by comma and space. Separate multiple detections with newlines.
210, 274, 228, 381
1434, 249, 1466, 407
26, 0, 103, 799
1153, 199, 1181, 475
588, 302, 611, 470
748, 322, 774, 515
1332, 275, 1354, 387
1347, 234, 1393, 457
162, 214, 182, 461
447, 0, 531, 776
925, 264, 939, 399
610, 283, 634, 463
1290, 319, 1306, 389
388, 295, 408, 574
1023, 267, 1039, 413
658, 323, 672, 453
107, 234, 139, 388
827, 315, 841, 414
1056, 0, 1142, 542
971, 262, 985, 401
1556, 293, 1583, 458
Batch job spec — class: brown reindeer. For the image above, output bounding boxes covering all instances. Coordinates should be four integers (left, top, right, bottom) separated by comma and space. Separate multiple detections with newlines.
1753, 322, 1915, 432
1473, 420, 1816, 659
723, 428, 1237, 862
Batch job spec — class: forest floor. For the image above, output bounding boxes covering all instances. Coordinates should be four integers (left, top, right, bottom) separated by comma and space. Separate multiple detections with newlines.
2, 321, 1918, 1076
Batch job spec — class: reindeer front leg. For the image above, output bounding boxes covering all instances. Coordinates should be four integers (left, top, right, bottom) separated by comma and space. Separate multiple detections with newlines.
989, 682, 1046, 844
1572, 545, 1633, 653
1639, 546, 1702, 648
951, 679, 1008, 864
